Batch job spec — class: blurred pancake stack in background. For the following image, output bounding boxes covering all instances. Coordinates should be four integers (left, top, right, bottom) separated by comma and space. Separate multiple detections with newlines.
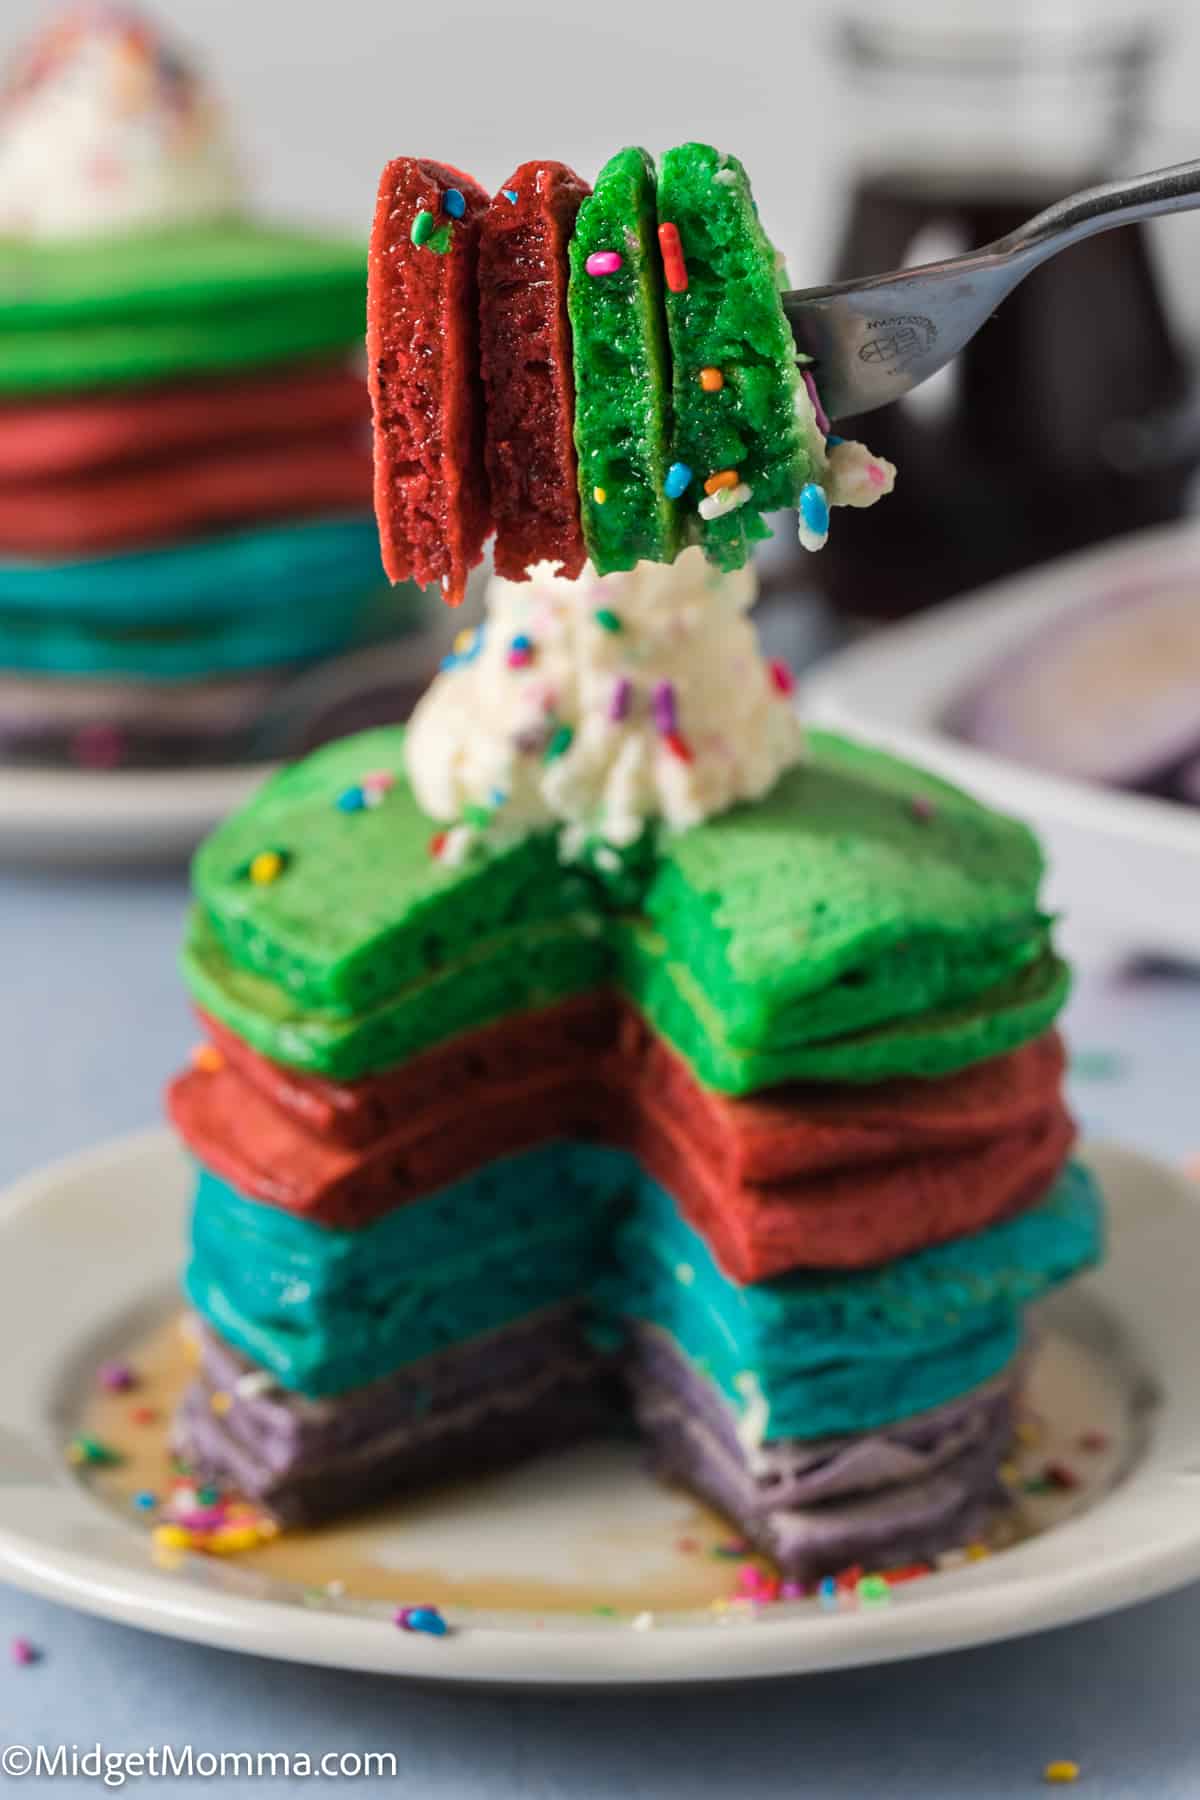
0, 6, 426, 773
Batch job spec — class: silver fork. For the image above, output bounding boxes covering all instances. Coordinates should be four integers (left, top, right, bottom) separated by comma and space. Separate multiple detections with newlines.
784, 158, 1200, 422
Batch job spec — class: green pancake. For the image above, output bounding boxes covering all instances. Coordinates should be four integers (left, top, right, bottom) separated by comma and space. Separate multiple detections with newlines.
0, 223, 365, 391
568, 148, 680, 573
657, 143, 809, 572
184, 728, 1066, 1093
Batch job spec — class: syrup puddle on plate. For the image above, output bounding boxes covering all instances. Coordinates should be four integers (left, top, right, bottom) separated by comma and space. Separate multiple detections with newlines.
71, 1308, 1136, 1623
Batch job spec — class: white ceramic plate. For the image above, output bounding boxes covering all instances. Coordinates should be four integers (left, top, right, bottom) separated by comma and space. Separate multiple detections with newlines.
0, 626, 456, 866
0, 761, 278, 865
0, 1130, 1197, 1686
802, 520, 1200, 965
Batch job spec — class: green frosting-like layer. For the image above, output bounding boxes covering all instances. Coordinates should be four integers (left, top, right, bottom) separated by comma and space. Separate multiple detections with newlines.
0, 222, 365, 392
184, 727, 1066, 1094
657, 143, 809, 571
568, 148, 681, 573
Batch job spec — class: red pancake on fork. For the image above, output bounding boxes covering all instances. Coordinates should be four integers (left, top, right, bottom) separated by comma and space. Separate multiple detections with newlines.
478, 161, 590, 581
367, 157, 491, 605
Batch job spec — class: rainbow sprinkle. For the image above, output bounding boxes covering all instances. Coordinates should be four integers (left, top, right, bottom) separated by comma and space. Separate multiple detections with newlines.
395, 1605, 449, 1637
651, 681, 678, 735
658, 220, 688, 292
608, 676, 633, 723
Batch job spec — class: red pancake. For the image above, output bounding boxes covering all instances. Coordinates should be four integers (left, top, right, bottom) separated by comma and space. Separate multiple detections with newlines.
173, 999, 1074, 1279
0, 364, 368, 483
0, 432, 372, 555
367, 157, 491, 605
478, 161, 590, 581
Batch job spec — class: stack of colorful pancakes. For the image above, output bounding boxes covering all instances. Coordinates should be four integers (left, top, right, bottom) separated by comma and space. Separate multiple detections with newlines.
168, 721, 1102, 1579
0, 9, 419, 769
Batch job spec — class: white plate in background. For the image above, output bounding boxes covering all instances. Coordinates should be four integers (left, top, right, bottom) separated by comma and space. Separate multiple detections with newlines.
803, 521, 1200, 965
0, 630, 453, 865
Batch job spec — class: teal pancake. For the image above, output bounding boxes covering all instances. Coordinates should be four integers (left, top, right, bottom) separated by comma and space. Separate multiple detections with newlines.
0, 585, 418, 682
612, 1159, 1102, 1440
0, 517, 384, 626
182, 725, 1066, 1092
184, 1145, 1101, 1427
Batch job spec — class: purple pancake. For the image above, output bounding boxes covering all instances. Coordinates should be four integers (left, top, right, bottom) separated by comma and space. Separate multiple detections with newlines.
175, 1308, 621, 1525
177, 1311, 1016, 1572
629, 1326, 1016, 1579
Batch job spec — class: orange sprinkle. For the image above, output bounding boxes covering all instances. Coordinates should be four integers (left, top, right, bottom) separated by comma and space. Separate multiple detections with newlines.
699, 366, 724, 392
191, 1043, 224, 1074
703, 469, 739, 496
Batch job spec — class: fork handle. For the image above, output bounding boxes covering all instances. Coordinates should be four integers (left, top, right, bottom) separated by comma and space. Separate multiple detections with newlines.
997, 157, 1200, 269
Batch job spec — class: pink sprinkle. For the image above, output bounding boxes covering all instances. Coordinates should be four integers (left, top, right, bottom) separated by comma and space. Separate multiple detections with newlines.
803, 368, 831, 437
608, 676, 633, 723
768, 659, 795, 697
867, 462, 887, 488
362, 769, 395, 792
779, 1580, 807, 1600
651, 680, 677, 735
585, 250, 623, 277
98, 1361, 137, 1392
72, 724, 123, 770
507, 648, 534, 669
11, 1638, 37, 1665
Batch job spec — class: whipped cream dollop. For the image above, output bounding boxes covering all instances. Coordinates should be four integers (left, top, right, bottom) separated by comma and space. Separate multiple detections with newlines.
794, 371, 896, 550
0, 7, 243, 240
406, 549, 804, 857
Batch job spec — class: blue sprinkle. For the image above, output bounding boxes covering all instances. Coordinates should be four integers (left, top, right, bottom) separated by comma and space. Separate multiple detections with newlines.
799, 481, 830, 537
510, 633, 532, 652
825, 433, 845, 447
397, 1605, 449, 1638
502, 189, 518, 205
664, 462, 693, 499
443, 187, 466, 218
336, 786, 366, 813
817, 1577, 838, 1608
133, 1491, 157, 1511
489, 788, 508, 807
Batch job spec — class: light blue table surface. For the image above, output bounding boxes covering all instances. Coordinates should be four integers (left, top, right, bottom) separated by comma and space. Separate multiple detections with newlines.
0, 860, 1197, 1798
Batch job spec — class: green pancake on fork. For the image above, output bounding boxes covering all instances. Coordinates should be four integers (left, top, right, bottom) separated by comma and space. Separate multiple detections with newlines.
657, 142, 811, 572
567, 147, 681, 574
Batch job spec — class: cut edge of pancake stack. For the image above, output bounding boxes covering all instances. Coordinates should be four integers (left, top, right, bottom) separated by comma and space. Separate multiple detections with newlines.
0, 7, 422, 772
367, 144, 896, 605
165, 702, 1103, 1582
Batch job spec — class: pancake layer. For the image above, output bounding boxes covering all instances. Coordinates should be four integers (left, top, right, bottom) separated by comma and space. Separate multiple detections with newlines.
0, 224, 366, 391
180, 1140, 1099, 1434
183, 726, 1065, 1092
0, 434, 372, 557
568, 147, 680, 573
368, 157, 492, 604
172, 995, 1073, 1278
0, 364, 368, 483
479, 161, 589, 581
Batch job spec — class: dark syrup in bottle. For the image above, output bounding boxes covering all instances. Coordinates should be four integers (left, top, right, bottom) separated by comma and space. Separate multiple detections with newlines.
811, 171, 1193, 620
